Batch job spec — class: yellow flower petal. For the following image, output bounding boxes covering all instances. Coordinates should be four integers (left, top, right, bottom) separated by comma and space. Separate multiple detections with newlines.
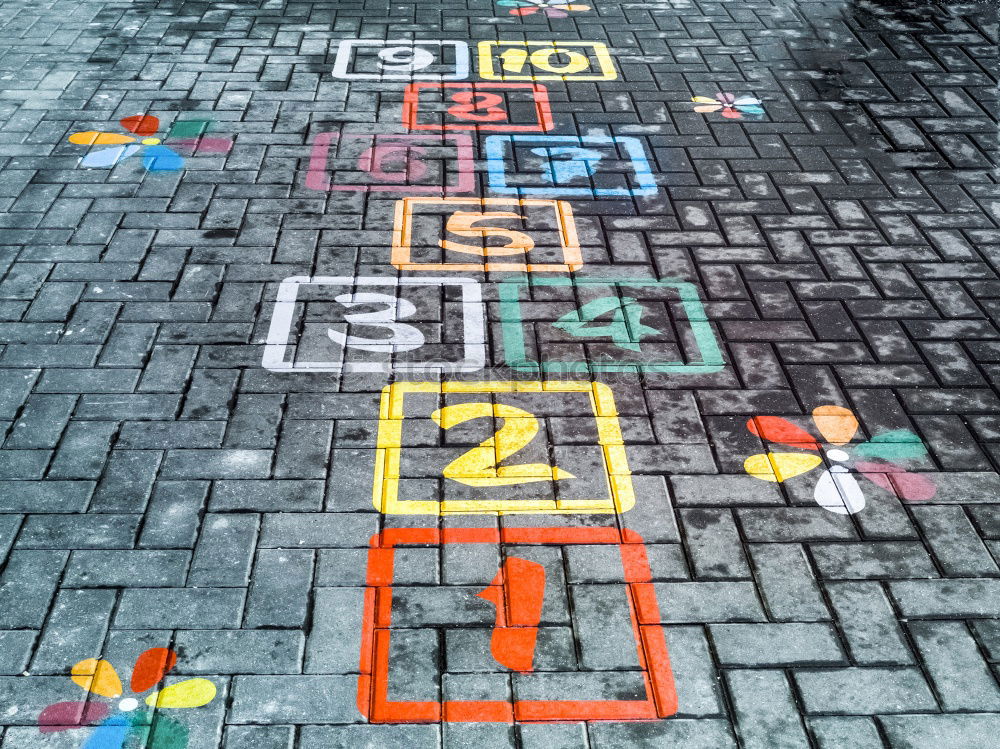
812, 405, 858, 446
744, 452, 823, 482
145, 678, 216, 708
71, 659, 122, 698
692, 96, 719, 103
68, 131, 136, 146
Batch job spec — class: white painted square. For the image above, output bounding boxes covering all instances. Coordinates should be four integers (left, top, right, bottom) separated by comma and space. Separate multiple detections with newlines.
332, 39, 470, 81
262, 276, 486, 374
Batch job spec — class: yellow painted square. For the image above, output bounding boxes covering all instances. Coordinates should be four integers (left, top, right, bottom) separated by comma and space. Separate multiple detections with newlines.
373, 381, 635, 515
477, 41, 618, 82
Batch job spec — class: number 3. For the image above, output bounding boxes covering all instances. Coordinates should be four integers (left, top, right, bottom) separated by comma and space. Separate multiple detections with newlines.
327, 292, 424, 352
431, 403, 574, 486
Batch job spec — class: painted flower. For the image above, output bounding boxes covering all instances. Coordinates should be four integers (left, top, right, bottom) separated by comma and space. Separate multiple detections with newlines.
691, 92, 764, 119
743, 405, 935, 514
37, 648, 215, 748
67, 114, 232, 171
497, 0, 590, 17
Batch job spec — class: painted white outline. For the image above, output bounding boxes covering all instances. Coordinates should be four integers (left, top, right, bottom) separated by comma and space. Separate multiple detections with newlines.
332, 39, 471, 81
262, 276, 486, 373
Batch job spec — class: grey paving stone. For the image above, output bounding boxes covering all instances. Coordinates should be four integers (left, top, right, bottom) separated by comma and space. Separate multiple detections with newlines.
710, 624, 845, 667
794, 668, 937, 714
726, 669, 810, 749
878, 714, 1000, 749
664, 626, 725, 717
652, 582, 766, 623
889, 579, 1000, 618
810, 542, 938, 579
223, 726, 295, 749
188, 514, 258, 587
115, 588, 245, 629
29, 588, 115, 673
174, 630, 303, 675
749, 543, 830, 621
808, 717, 885, 748
826, 582, 914, 665
588, 720, 738, 748
0, 631, 36, 675
244, 549, 314, 628
63, 549, 189, 587
229, 675, 361, 724
298, 725, 440, 749
909, 621, 1000, 711
910, 505, 998, 576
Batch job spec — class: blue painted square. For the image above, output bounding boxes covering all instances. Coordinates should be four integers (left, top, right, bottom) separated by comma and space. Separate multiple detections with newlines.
485, 135, 658, 197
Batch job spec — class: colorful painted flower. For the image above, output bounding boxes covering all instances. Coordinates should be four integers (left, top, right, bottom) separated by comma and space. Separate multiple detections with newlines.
37, 648, 215, 748
691, 92, 764, 119
497, 0, 590, 17
67, 114, 232, 171
743, 405, 935, 514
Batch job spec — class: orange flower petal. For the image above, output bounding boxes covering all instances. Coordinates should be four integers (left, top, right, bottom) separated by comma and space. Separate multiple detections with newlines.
747, 416, 820, 449
68, 131, 136, 146
131, 647, 177, 693
71, 659, 122, 698
812, 405, 859, 446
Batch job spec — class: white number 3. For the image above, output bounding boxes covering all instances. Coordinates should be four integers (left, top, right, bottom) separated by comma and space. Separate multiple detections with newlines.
327, 292, 425, 352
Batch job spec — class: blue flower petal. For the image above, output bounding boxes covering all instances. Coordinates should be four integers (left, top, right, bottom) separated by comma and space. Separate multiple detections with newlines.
142, 145, 184, 171
79, 144, 140, 168
82, 715, 131, 749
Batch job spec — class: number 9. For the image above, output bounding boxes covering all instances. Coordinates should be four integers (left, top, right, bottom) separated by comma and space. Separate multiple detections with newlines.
377, 45, 434, 72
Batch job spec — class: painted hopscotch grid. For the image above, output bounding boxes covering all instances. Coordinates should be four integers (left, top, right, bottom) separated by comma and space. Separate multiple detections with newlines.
485, 135, 658, 198
499, 277, 725, 374
261, 276, 486, 374
391, 197, 583, 272
477, 41, 617, 81
373, 381, 635, 515
358, 526, 678, 722
403, 83, 554, 132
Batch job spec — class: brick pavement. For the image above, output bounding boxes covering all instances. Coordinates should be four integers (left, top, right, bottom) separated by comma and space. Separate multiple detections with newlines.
0, 0, 998, 746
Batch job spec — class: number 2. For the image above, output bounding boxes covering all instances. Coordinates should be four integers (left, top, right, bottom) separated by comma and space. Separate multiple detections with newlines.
431, 402, 574, 486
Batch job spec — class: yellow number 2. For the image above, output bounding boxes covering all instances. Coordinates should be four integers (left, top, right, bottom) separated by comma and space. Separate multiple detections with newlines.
431, 402, 575, 486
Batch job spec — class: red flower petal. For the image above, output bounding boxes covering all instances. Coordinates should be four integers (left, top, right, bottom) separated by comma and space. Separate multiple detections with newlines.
38, 701, 110, 732
131, 648, 177, 693
747, 416, 820, 449
119, 115, 160, 136
856, 461, 936, 502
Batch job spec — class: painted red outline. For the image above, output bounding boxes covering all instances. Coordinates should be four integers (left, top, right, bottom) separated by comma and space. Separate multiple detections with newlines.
402, 83, 554, 133
357, 527, 678, 723
305, 133, 475, 193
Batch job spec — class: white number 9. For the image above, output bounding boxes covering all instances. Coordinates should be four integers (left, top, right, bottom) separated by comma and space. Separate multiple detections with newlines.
377, 45, 434, 73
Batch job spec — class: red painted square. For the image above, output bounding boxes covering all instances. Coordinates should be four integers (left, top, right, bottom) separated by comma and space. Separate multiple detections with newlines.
403, 83, 554, 132
357, 527, 678, 723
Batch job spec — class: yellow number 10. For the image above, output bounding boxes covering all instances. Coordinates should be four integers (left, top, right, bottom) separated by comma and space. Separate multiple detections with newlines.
500, 47, 590, 75
431, 403, 575, 486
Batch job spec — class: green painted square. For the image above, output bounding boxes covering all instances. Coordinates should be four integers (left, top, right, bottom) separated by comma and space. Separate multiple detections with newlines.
167, 120, 211, 139
498, 277, 725, 374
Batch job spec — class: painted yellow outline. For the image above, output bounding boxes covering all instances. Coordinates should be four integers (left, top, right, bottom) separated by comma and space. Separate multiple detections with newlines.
373, 381, 635, 515
477, 41, 618, 82
391, 197, 583, 272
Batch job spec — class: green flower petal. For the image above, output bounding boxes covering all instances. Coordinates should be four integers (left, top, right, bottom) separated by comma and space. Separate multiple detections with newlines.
854, 430, 927, 461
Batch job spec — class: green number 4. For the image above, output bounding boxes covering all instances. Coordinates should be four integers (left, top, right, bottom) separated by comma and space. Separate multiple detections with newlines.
553, 296, 660, 352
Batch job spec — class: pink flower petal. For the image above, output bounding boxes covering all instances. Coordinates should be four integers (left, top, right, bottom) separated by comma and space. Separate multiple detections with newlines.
38, 702, 111, 733
856, 461, 937, 501
716, 92, 736, 105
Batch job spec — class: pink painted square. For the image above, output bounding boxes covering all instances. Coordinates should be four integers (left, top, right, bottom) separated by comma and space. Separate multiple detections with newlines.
305, 132, 475, 193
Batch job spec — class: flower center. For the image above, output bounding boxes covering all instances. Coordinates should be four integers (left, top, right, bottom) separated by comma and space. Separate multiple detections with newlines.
827, 449, 849, 462
141, 138, 161, 145
118, 697, 139, 712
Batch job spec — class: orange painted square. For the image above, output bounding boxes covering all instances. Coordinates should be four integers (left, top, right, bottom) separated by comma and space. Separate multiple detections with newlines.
391, 197, 583, 273
357, 527, 679, 723
403, 82, 554, 132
